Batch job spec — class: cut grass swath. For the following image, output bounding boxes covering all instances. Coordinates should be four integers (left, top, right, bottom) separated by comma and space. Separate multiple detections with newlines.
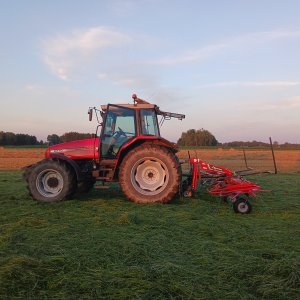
0, 171, 299, 299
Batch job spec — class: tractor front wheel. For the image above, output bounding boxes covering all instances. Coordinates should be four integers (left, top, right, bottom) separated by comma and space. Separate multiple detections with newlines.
119, 145, 180, 203
24, 159, 76, 202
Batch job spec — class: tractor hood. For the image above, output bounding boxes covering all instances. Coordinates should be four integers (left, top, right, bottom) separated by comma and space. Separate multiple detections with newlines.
45, 138, 99, 160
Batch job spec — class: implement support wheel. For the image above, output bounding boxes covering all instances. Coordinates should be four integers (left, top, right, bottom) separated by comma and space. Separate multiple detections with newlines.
233, 196, 252, 214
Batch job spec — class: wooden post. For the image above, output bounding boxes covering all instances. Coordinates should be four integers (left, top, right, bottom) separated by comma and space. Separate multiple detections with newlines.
269, 137, 278, 174
242, 148, 249, 169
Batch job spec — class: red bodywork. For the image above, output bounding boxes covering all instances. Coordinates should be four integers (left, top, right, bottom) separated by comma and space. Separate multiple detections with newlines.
45, 136, 176, 167
46, 138, 100, 160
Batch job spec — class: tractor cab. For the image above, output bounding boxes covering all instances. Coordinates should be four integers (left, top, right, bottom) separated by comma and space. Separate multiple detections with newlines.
99, 102, 161, 159
86, 95, 185, 185
101, 105, 137, 159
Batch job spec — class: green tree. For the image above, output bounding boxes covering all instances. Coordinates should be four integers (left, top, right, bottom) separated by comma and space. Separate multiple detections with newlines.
60, 132, 93, 143
0, 131, 38, 145
47, 134, 60, 145
0, 131, 5, 145
4, 132, 17, 145
177, 129, 218, 146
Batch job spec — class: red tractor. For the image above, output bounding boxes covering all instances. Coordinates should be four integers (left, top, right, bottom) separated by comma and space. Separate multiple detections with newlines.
24, 95, 185, 204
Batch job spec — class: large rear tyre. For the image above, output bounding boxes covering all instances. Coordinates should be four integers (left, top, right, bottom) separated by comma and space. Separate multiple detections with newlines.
24, 159, 76, 202
119, 145, 181, 203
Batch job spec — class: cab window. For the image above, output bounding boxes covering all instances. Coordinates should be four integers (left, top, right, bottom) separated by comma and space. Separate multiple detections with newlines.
140, 109, 159, 136
101, 106, 136, 158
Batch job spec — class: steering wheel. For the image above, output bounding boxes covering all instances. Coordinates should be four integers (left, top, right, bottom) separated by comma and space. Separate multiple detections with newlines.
106, 127, 128, 156
117, 126, 127, 138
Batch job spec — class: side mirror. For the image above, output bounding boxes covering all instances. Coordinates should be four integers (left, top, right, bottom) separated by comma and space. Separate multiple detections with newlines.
88, 108, 93, 121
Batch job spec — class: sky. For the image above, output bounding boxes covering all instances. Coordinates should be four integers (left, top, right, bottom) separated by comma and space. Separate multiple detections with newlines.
0, 0, 300, 144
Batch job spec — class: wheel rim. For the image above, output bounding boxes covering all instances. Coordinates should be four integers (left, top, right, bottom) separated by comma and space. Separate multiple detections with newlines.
36, 168, 64, 198
183, 190, 192, 198
237, 201, 249, 213
131, 158, 169, 195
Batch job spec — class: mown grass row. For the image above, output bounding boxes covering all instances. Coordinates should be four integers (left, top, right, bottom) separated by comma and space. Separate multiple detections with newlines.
0, 171, 299, 299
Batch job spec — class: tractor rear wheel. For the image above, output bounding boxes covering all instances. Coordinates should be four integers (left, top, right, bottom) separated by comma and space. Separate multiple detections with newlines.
24, 159, 76, 202
119, 145, 180, 203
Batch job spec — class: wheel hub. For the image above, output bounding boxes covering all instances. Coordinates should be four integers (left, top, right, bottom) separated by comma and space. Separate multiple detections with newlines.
132, 159, 169, 195
238, 202, 248, 213
144, 168, 156, 180
47, 177, 59, 188
36, 169, 64, 198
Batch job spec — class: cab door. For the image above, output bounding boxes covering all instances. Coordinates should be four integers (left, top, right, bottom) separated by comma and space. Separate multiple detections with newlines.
100, 105, 136, 159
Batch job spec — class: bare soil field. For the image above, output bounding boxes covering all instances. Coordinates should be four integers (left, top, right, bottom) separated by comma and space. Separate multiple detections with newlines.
0, 147, 45, 170
0, 147, 299, 173
178, 148, 300, 173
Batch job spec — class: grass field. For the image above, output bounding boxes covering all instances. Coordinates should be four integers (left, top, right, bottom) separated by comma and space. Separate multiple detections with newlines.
0, 171, 299, 299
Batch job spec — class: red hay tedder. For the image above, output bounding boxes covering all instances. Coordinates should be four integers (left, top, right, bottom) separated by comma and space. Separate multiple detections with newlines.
24, 94, 274, 214
182, 158, 272, 213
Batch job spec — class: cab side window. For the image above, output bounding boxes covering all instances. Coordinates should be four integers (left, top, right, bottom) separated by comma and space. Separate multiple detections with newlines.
101, 106, 136, 158
140, 109, 159, 136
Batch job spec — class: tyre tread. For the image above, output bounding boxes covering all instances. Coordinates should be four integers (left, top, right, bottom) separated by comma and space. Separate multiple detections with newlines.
24, 159, 76, 202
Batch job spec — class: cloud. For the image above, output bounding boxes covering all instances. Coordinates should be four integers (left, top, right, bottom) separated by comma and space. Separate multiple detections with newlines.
151, 43, 229, 65
247, 29, 300, 40
42, 26, 132, 80
99, 72, 158, 90
151, 29, 300, 66
253, 97, 300, 111
25, 84, 80, 98
197, 80, 300, 88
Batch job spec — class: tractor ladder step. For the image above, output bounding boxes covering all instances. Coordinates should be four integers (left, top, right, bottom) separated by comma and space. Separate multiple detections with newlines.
93, 167, 114, 179
95, 185, 110, 189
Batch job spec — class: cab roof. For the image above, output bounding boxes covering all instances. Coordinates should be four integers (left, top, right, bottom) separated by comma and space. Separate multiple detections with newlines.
100, 103, 157, 111
100, 95, 185, 120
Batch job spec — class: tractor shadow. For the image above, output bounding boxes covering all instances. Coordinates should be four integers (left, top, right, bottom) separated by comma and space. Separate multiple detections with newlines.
73, 182, 125, 202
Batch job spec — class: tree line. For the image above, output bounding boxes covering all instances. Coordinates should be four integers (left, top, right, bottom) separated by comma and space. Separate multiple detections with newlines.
1, 129, 298, 147
0, 131, 39, 146
177, 129, 300, 148
0, 131, 94, 146
47, 132, 95, 145
222, 141, 300, 149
